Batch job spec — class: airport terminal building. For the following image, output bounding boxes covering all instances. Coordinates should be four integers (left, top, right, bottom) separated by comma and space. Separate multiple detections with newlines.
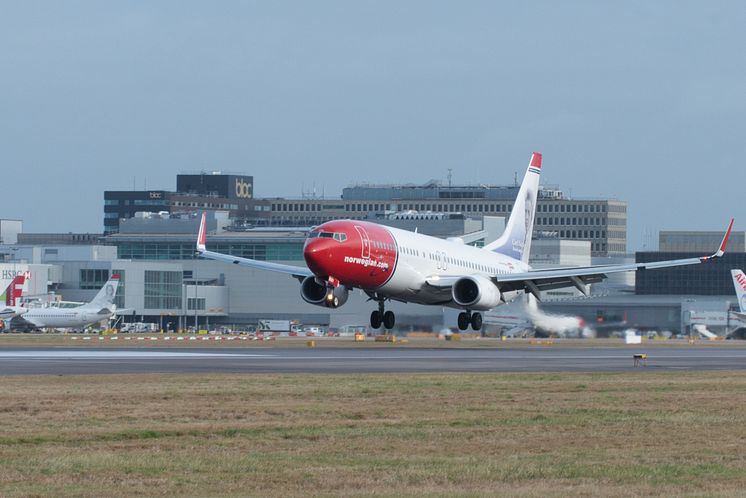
105, 172, 627, 257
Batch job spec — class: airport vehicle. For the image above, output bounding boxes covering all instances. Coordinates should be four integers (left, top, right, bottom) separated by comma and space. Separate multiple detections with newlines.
120, 322, 158, 333
197, 152, 733, 331
15, 275, 120, 330
0, 274, 28, 320
258, 319, 292, 334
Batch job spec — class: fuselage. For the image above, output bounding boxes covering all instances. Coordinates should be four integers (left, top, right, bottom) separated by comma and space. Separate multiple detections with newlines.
21, 306, 113, 329
303, 219, 529, 307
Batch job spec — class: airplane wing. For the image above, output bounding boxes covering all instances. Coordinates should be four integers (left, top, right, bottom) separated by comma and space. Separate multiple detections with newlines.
195, 213, 313, 281
427, 219, 734, 300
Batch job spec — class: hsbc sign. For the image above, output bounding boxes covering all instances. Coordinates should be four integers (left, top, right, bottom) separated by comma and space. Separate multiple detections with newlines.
235, 178, 252, 199
1, 269, 25, 280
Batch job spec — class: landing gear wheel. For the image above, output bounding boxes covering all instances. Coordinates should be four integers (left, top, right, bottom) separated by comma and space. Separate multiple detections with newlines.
383, 310, 396, 330
457, 312, 470, 331
370, 310, 382, 329
471, 312, 483, 331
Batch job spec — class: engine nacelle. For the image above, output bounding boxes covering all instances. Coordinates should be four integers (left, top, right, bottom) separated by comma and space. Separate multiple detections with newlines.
300, 276, 349, 308
452, 275, 501, 310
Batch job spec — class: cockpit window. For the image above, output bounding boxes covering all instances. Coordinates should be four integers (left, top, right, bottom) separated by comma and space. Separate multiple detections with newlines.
308, 230, 346, 242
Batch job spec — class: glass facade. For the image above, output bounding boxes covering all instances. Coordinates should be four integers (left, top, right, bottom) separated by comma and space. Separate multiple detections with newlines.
187, 297, 206, 310
79, 269, 110, 290
117, 243, 195, 260
635, 252, 746, 295
112, 269, 125, 308
116, 242, 303, 261
144, 270, 183, 309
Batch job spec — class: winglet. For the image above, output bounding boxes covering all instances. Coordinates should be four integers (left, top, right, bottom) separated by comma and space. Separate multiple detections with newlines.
197, 212, 207, 253
702, 218, 734, 261
716, 218, 734, 256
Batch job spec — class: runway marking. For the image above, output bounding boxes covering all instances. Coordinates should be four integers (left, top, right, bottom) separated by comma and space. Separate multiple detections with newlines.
0, 350, 745, 362
0, 351, 273, 359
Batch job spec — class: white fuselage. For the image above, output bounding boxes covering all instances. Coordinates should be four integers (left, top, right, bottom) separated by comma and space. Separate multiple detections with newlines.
22, 306, 112, 329
378, 226, 529, 306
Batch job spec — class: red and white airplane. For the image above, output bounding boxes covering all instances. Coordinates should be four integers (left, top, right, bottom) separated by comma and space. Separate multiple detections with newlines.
197, 152, 733, 331
0, 274, 29, 321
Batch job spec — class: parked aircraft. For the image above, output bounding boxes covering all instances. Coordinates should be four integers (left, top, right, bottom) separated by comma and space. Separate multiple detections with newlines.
730, 269, 746, 323
485, 294, 592, 338
0, 274, 28, 320
197, 152, 733, 331
15, 275, 120, 330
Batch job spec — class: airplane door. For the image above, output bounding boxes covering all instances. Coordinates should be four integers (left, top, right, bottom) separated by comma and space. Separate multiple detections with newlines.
354, 225, 371, 259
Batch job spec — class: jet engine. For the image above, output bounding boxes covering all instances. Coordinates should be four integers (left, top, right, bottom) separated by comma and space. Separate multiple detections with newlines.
300, 276, 349, 308
452, 275, 501, 310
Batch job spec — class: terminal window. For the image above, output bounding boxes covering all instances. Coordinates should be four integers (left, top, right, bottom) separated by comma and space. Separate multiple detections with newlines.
80, 269, 110, 290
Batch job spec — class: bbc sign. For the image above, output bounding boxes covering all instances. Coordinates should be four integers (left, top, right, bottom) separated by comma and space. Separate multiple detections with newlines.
235, 178, 252, 199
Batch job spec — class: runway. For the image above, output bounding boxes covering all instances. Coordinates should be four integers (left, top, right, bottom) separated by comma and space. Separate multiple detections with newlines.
0, 345, 745, 375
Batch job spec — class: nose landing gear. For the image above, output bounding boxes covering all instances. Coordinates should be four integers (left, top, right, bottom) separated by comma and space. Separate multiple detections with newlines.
370, 298, 396, 330
457, 311, 482, 331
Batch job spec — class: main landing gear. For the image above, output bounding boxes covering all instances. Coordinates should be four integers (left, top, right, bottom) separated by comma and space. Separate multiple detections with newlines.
457, 311, 482, 331
370, 298, 395, 330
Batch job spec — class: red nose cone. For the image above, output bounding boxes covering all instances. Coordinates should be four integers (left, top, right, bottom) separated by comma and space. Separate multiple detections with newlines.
304, 238, 333, 276
304, 220, 399, 289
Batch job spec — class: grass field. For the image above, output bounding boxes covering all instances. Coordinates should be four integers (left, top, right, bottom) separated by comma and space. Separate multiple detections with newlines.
1, 372, 745, 497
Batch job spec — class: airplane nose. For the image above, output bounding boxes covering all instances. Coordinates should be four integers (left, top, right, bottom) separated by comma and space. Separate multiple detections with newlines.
303, 238, 333, 275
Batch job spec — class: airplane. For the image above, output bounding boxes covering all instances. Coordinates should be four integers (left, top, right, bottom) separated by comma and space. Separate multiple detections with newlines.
485, 294, 593, 338
0, 274, 29, 321
196, 152, 733, 331
14, 274, 120, 330
730, 269, 746, 323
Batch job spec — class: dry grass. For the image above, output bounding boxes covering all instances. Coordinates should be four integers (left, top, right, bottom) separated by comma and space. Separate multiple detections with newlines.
0, 372, 745, 497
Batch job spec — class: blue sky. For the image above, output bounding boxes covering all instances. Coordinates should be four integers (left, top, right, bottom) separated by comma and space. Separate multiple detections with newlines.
1, 1, 744, 249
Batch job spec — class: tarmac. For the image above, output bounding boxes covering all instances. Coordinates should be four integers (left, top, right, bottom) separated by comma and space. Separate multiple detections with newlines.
0, 345, 745, 375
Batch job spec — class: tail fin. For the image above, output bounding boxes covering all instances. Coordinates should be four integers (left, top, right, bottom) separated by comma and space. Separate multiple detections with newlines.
2, 274, 27, 306
87, 274, 120, 309
484, 152, 542, 263
197, 212, 207, 253
731, 269, 746, 312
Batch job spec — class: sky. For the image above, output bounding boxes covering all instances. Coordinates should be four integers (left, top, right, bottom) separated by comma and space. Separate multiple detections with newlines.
1, 1, 744, 250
